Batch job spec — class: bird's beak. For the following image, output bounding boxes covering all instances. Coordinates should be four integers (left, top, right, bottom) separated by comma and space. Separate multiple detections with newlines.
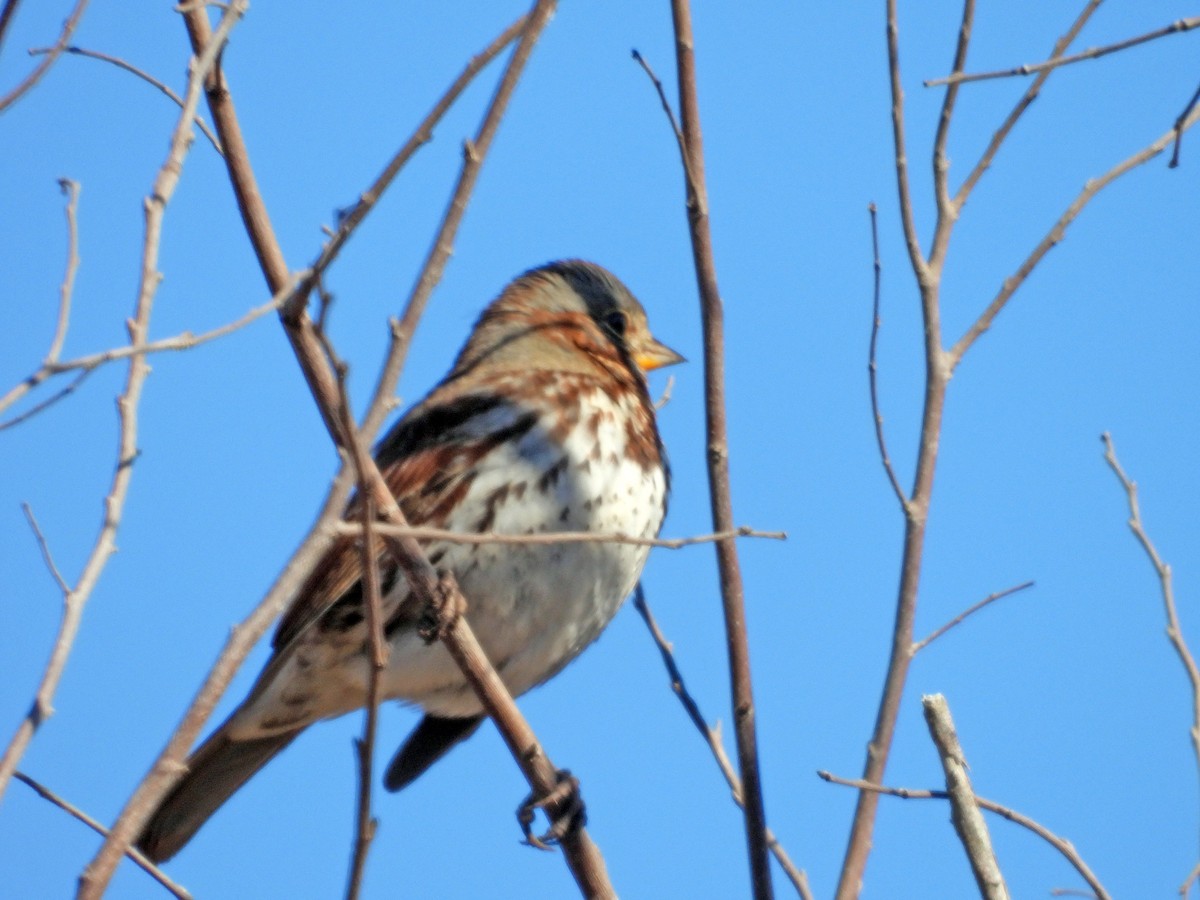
635, 337, 686, 372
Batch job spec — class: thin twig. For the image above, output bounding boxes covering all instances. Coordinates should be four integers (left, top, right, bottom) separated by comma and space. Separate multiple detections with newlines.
0, 371, 92, 431
1102, 432, 1200, 863
921, 694, 1009, 899
634, 587, 811, 899
0, 0, 89, 113
866, 202, 907, 510
819, 771, 1112, 900
1180, 859, 1200, 897
14, 772, 191, 899
343, 522, 786, 549
337, 372, 387, 900
926, 17, 1200, 87
1170, 81, 1200, 168
20, 503, 70, 595
29, 45, 222, 153
664, 4, 772, 895
630, 49, 701, 203
912, 580, 1035, 654
0, 274, 299, 421
71, 5, 252, 895
948, 100, 1200, 369
47, 178, 80, 363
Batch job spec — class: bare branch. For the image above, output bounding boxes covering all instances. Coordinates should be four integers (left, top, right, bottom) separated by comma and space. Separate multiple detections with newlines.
1170, 81, 1200, 168
819, 771, 1112, 900
665, 3, 772, 894
0, 371, 92, 432
336, 371, 387, 900
928, 0, 974, 272
21, 503, 69, 595
14, 772, 191, 899
634, 587, 811, 899
922, 694, 1009, 899
344, 522, 786, 549
0, 0, 89, 113
47, 178, 80, 363
1180, 860, 1200, 898
948, 101, 1200, 368
866, 202, 908, 511
2, 1, 246, 821
1101, 432, 1200, 859
0, 274, 299, 422
912, 580, 1035, 654
926, 17, 1200, 87
29, 45, 222, 153
953, 2, 1102, 213
68, 5, 256, 894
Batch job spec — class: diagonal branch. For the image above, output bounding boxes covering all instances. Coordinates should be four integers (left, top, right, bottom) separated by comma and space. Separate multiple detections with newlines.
634, 587, 811, 899
927, 17, 1200, 87
948, 102, 1200, 369
15, 771, 191, 899
912, 580, 1035, 654
922, 694, 1009, 899
0, 0, 89, 113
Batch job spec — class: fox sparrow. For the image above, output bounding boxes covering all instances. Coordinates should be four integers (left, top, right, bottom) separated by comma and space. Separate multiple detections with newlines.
138, 260, 682, 862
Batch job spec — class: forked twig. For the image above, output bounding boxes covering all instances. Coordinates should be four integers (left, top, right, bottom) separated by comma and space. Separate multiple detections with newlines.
820, 771, 1111, 899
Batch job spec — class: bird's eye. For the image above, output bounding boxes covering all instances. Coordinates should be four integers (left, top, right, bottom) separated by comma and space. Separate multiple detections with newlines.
603, 309, 628, 338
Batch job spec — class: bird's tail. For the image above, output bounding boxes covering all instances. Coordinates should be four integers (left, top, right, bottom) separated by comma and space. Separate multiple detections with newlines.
137, 725, 300, 863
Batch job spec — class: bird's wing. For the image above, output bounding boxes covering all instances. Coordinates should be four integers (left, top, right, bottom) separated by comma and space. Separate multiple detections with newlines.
268, 391, 538, 654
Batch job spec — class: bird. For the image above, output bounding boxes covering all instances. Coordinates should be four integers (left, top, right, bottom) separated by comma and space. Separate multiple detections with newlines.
137, 259, 683, 863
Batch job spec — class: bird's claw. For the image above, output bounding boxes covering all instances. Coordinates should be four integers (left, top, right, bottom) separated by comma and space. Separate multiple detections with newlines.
417, 572, 466, 645
517, 769, 586, 850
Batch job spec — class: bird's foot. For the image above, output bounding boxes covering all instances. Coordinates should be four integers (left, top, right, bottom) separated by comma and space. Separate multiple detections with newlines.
517, 769, 586, 850
417, 572, 466, 645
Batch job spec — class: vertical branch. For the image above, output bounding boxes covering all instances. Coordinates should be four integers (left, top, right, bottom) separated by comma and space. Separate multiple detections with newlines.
922, 694, 1009, 900
667, 2, 772, 897
836, 2, 950, 895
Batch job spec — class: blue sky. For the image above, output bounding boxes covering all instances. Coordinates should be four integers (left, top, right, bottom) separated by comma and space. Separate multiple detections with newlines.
3, 2, 1199, 898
